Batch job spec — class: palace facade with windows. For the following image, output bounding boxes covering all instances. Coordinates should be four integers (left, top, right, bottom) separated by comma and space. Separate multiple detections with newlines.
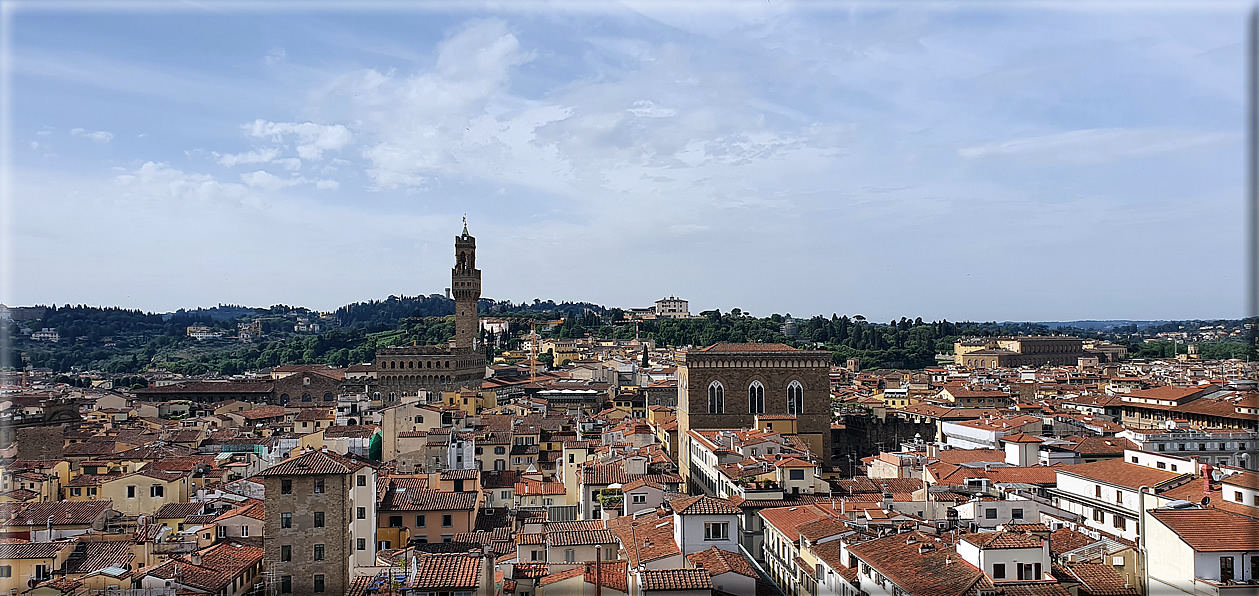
676, 343, 832, 490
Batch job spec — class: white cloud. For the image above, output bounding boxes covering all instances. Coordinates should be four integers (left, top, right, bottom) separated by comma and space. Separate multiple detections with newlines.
215, 148, 280, 167
240, 170, 304, 191
627, 100, 676, 118
239, 170, 339, 191
29, 141, 39, 150
275, 158, 303, 171
264, 47, 286, 65
36, 129, 53, 136
244, 119, 352, 160
114, 162, 249, 205
958, 128, 1241, 165
70, 128, 114, 143
25, 10, 1243, 320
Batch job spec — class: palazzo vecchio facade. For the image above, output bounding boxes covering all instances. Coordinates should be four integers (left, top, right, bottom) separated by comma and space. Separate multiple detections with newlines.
373, 221, 486, 394
677, 343, 832, 489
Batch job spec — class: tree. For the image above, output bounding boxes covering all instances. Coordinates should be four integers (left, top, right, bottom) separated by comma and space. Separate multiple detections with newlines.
641, 344, 649, 368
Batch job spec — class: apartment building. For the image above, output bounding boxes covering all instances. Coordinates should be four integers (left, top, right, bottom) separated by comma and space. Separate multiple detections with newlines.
256, 448, 377, 595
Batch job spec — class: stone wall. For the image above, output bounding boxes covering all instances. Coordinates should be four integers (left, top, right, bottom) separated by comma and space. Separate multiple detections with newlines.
264, 474, 351, 595
831, 415, 937, 474
15, 426, 64, 460
678, 348, 832, 486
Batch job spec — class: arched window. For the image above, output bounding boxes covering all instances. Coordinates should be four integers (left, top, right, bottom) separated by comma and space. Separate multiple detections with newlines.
748, 381, 765, 414
302, 393, 312, 403
427, 361, 433, 369
279, 393, 289, 404
323, 393, 333, 401
390, 361, 396, 369
408, 361, 414, 369
787, 381, 803, 415
707, 381, 725, 414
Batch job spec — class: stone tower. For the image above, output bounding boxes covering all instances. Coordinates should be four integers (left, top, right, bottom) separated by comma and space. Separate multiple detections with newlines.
452, 218, 480, 352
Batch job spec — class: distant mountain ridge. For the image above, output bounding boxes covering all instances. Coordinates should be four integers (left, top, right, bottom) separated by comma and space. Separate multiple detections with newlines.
1032, 320, 1174, 330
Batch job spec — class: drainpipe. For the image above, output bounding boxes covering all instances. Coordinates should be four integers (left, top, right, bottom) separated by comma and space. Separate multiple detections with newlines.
1137, 486, 1150, 596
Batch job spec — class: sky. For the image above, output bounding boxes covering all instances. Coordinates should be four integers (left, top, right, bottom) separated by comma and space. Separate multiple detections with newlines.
0, 1, 1250, 322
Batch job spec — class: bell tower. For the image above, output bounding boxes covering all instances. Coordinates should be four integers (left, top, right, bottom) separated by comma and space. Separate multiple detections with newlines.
452, 217, 480, 352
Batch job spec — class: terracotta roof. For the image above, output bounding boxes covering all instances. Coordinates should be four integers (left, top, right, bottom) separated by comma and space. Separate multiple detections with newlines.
515, 479, 565, 496
382, 489, 477, 512
809, 539, 858, 582
1001, 433, 1043, 444
543, 520, 609, 533
61, 540, 134, 574
797, 517, 851, 542
1057, 459, 1189, 491
1049, 528, 1099, 556
1148, 508, 1259, 551
144, 542, 264, 592
1221, 471, 1259, 491
237, 405, 287, 420
537, 566, 584, 586
759, 505, 840, 542
1062, 436, 1135, 456
412, 553, 482, 589
960, 531, 1045, 549
294, 408, 335, 422
687, 546, 758, 578
322, 425, 379, 438
6, 501, 113, 526
548, 529, 616, 547
1053, 562, 1139, 596
670, 495, 741, 516
440, 468, 480, 480
641, 568, 713, 591
214, 502, 264, 522
584, 560, 629, 593
134, 380, 274, 394
848, 531, 985, 596
0, 540, 74, 559
66, 473, 117, 487
155, 502, 205, 520
255, 449, 368, 476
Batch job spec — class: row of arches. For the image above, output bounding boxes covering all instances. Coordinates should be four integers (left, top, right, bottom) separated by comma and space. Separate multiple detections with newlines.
698, 359, 827, 369
385, 359, 452, 370
279, 392, 334, 404
380, 375, 453, 384
706, 380, 804, 415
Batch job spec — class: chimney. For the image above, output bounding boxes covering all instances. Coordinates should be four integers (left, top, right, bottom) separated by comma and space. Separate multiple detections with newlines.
190, 552, 202, 566
481, 546, 495, 594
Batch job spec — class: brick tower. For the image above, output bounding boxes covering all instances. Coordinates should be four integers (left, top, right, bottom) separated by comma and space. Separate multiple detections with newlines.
452, 217, 480, 352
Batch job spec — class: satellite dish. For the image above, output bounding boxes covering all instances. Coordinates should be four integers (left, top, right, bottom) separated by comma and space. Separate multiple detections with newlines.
1211, 470, 1223, 482
1201, 496, 1211, 507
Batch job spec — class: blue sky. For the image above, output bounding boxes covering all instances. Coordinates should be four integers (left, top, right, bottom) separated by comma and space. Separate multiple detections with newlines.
2, 1, 1248, 321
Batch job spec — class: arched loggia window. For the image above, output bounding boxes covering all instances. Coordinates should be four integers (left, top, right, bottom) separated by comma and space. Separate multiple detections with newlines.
787, 381, 803, 415
707, 381, 725, 414
748, 381, 765, 414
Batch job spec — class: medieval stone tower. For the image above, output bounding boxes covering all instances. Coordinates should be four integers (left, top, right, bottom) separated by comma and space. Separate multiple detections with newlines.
372, 219, 487, 395
452, 218, 481, 352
